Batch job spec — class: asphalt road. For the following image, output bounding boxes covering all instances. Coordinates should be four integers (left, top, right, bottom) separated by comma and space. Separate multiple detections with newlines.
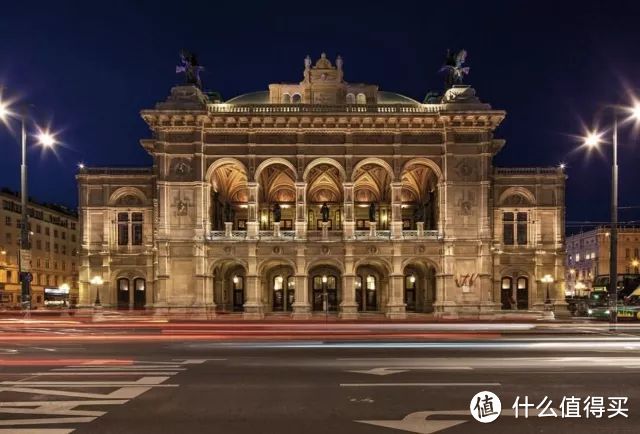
0, 322, 639, 433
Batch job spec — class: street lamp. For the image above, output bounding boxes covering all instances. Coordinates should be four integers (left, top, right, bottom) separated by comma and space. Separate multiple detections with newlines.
541, 274, 554, 306
0, 94, 58, 312
321, 275, 328, 319
90, 276, 104, 307
581, 102, 640, 325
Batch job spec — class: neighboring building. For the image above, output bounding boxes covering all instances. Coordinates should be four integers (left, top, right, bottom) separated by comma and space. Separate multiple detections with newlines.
77, 53, 566, 318
566, 227, 640, 295
0, 189, 80, 307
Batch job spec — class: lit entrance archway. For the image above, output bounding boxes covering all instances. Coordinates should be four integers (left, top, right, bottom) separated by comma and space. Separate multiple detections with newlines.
403, 261, 436, 312
309, 266, 341, 312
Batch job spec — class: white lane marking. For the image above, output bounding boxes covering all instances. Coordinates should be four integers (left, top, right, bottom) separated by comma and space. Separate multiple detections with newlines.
0, 349, 18, 354
0, 384, 178, 388
341, 383, 501, 387
0, 386, 157, 399
0, 417, 96, 426
29, 372, 181, 376
348, 367, 472, 376
357, 408, 552, 434
0, 429, 74, 433
0, 400, 127, 417
1, 376, 171, 386
54, 367, 186, 371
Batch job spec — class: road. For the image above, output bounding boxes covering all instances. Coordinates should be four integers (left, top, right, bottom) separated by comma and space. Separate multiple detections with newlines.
0, 318, 639, 433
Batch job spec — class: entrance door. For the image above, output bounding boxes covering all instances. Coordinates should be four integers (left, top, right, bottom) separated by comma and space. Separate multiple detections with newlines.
232, 275, 244, 312
273, 275, 285, 311
516, 277, 528, 310
286, 276, 295, 311
365, 275, 377, 311
133, 278, 146, 309
404, 274, 417, 312
117, 278, 129, 309
312, 275, 338, 311
501, 277, 513, 310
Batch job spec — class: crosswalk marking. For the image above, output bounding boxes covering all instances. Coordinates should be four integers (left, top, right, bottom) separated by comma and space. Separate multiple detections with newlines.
0, 358, 214, 432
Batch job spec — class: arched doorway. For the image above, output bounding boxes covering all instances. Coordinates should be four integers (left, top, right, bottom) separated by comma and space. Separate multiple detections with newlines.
308, 266, 341, 312
211, 261, 247, 312
263, 263, 296, 312
500, 273, 529, 310
403, 261, 437, 312
355, 263, 386, 312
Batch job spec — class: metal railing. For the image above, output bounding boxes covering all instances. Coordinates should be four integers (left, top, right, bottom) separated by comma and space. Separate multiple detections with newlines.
206, 229, 441, 242
494, 167, 561, 175
208, 103, 442, 115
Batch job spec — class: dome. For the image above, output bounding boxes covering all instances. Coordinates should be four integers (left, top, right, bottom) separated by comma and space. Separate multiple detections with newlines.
225, 91, 270, 104
377, 91, 420, 105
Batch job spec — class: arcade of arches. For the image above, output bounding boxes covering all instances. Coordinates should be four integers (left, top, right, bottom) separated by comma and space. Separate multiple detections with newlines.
208, 158, 440, 235
209, 260, 437, 314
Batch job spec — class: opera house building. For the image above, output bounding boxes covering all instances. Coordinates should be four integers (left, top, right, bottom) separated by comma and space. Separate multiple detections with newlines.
77, 53, 566, 318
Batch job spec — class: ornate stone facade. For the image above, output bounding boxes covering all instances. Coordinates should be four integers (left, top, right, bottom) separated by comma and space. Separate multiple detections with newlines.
77, 54, 567, 318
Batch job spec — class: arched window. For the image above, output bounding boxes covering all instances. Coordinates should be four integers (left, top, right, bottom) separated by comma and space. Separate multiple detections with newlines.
346, 93, 355, 104
281, 93, 291, 103
291, 94, 302, 104
366, 275, 376, 290
356, 93, 366, 105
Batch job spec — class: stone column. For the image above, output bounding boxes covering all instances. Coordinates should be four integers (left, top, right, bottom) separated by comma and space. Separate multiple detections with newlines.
295, 182, 307, 240
224, 222, 233, 237
246, 182, 259, 239
390, 181, 403, 239
243, 245, 263, 318
385, 272, 407, 319
342, 182, 355, 240
340, 247, 358, 319
292, 245, 311, 318
416, 221, 424, 237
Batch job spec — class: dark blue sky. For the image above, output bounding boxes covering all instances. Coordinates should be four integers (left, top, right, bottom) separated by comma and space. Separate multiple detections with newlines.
1, 0, 639, 227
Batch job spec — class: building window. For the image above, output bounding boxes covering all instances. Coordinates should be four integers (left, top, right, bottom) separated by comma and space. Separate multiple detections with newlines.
626, 248, 630, 258
576, 253, 580, 262
281, 93, 291, 103
4, 216, 10, 225
61, 232, 66, 240
45, 227, 49, 236
36, 240, 41, 250
117, 213, 129, 245
61, 245, 66, 255
132, 213, 143, 245
71, 234, 76, 242
62, 262, 66, 271
516, 212, 527, 245
503, 212, 514, 245
291, 94, 301, 104
70, 222, 76, 230
7, 270, 12, 283
356, 93, 366, 104
346, 93, 355, 104
36, 224, 41, 234
6, 233, 11, 243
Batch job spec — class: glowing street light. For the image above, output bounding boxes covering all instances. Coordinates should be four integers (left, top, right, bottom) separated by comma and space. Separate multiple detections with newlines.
579, 100, 640, 326
90, 275, 104, 306
36, 129, 56, 148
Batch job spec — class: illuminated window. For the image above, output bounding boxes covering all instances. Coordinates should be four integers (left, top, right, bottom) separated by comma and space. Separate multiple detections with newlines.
346, 93, 355, 104
356, 93, 366, 104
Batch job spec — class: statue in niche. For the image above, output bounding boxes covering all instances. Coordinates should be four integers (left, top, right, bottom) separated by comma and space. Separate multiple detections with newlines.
273, 203, 282, 223
177, 199, 188, 216
369, 202, 377, 223
223, 202, 233, 223
321, 202, 330, 223
439, 49, 470, 90
176, 49, 204, 89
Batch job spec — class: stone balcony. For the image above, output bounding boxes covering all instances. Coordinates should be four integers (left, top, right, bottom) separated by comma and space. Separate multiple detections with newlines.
205, 229, 440, 242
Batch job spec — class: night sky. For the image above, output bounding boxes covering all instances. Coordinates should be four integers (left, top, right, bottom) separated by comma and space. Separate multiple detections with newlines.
1, 0, 639, 228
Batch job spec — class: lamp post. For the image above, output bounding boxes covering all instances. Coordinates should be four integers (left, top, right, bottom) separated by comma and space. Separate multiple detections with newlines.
582, 102, 640, 326
90, 276, 103, 307
0, 96, 57, 312
541, 274, 554, 306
